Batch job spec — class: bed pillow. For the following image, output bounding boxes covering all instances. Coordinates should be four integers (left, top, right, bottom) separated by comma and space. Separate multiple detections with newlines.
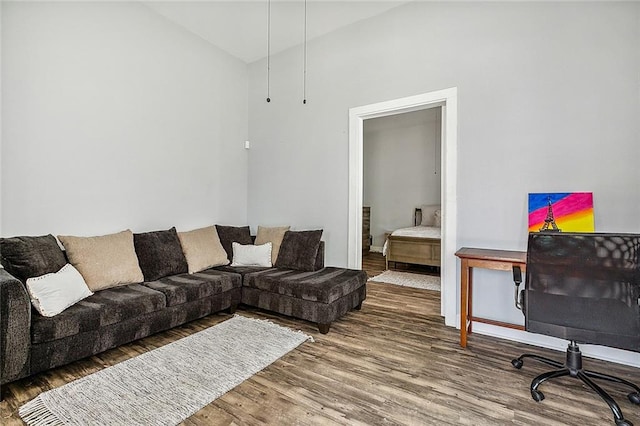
177, 226, 229, 273
0, 234, 67, 282
134, 227, 188, 281
420, 205, 441, 226
434, 209, 442, 227
275, 230, 323, 272
231, 242, 272, 267
58, 230, 144, 292
254, 226, 290, 264
215, 225, 253, 262
26, 263, 93, 317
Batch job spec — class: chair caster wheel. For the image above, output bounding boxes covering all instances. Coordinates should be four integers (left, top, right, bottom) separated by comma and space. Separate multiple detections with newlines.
614, 418, 632, 426
511, 359, 523, 369
628, 392, 640, 405
531, 389, 545, 402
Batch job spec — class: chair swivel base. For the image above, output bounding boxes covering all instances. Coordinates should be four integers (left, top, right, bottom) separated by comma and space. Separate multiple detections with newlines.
512, 341, 640, 426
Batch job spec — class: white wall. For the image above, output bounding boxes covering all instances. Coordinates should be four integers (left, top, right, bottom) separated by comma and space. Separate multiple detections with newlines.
247, 2, 640, 364
363, 108, 441, 249
1, 2, 249, 237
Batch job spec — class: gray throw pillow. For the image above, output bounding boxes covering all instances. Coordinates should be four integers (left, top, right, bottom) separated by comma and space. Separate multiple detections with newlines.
134, 227, 188, 282
275, 230, 323, 271
0, 234, 67, 282
215, 225, 253, 262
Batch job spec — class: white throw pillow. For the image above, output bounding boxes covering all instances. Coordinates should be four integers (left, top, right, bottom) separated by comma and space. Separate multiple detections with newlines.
26, 263, 94, 317
420, 205, 441, 226
231, 242, 272, 267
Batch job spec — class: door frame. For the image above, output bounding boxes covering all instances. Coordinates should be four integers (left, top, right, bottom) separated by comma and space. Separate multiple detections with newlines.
348, 87, 458, 325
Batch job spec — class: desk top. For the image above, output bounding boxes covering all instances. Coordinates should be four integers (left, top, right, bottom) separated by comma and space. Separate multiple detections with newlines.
455, 247, 527, 264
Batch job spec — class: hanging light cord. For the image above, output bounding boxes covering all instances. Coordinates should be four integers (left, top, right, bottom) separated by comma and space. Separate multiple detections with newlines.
302, 0, 307, 104
266, 0, 271, 102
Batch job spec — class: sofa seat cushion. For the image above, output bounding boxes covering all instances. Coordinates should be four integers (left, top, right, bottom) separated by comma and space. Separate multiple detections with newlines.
215, 265, 274, 277
243, 267, 368, 304
32, 284, 166, 344
143, 269, 241, 307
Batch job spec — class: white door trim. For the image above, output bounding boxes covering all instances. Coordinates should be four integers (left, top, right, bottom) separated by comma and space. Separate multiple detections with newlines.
348, 87, 458, 325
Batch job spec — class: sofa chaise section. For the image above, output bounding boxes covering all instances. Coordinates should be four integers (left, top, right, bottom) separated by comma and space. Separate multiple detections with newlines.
242, 267, 367, 334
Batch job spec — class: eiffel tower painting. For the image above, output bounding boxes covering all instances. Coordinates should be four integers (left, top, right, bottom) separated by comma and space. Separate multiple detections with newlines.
528, 192, 595, 233
538, 196, 561, 232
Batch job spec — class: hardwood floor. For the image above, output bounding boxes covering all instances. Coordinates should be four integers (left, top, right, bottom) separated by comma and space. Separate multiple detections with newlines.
2, 272, 638, 425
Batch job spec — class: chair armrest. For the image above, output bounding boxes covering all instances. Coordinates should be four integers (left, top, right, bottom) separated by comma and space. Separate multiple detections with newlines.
0, 269, 31, 385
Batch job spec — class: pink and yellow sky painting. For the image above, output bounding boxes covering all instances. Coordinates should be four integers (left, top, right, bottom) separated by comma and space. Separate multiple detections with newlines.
528, 192, 594, 232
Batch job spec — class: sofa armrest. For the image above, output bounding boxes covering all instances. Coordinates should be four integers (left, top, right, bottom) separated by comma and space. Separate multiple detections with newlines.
0, 268, 31, 385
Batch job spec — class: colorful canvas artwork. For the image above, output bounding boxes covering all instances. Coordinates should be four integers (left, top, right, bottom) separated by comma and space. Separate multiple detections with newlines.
528, 192, 594, 232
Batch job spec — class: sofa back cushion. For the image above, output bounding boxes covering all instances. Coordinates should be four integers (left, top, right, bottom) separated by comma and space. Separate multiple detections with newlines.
215, 225, 253, 262
275, 230, 323, 272
177, 226, 229, 273
0, 234, 67, 282
58, 230, 144, 291
134, 227, 188, 282
254, 226, 290, 264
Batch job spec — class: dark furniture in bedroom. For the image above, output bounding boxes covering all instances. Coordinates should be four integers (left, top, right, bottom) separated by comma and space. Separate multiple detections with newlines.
511, 232, 640, 426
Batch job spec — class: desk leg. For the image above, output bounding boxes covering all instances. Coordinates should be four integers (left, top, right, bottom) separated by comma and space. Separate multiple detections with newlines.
468, 267, 473, 335
460, 260, 469, 348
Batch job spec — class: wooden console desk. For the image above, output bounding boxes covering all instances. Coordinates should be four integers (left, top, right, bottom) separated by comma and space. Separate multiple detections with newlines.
455, 247, 527, 348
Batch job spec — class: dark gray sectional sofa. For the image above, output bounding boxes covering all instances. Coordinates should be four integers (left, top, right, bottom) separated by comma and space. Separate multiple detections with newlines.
0, 245, 367, 390
0, 241, 367, 387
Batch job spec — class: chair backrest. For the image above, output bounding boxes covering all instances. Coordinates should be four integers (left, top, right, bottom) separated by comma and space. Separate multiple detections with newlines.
524, 232, 640, 352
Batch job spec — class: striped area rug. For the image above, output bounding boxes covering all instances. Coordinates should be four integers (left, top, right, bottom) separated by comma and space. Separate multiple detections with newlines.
20, 315, 313, 426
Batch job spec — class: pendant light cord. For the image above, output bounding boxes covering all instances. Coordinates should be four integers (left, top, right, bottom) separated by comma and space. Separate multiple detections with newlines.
302, 0, 307, 105
266, 0, 271, 102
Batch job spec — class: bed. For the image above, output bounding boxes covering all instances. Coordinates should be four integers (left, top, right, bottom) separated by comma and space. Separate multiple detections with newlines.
383, 205, 441, 270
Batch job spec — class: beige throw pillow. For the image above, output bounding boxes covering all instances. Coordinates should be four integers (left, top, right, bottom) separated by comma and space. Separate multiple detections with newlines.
58, 230, 144, 291
177, 226, 229, 273
254, 226, 290, 264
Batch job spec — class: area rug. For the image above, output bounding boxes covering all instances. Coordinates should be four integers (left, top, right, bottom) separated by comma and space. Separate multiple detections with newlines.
370, 270, 441, 291
20, 315, 313, 426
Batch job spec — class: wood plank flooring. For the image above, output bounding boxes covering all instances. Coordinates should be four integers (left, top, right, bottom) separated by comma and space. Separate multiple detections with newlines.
2, 260, 639, 425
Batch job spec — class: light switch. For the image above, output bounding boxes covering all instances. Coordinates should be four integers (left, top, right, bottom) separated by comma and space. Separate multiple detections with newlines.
244, 140, 250, 149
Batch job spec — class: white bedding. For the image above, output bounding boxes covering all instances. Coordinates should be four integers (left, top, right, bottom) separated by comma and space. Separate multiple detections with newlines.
382, 226, 441, 256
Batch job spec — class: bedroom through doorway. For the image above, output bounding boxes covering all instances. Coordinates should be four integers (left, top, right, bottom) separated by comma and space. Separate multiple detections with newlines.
348, 87, 458, 324
362, 107, 442, 281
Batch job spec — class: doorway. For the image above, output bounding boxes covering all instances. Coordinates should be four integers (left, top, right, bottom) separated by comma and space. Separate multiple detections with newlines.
347, 88, 458, 326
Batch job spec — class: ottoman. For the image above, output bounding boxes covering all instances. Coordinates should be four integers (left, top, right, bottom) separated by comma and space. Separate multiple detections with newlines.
241, 267, 368, 333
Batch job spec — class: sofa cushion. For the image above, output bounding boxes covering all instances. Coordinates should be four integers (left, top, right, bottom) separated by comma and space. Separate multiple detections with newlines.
275, 230, 323, 272
254, 226, 290, 264
215, 225, 252, 262
31, 284, 166, 344
58, 230, 144, 291
177, 226, 229, 273
243, 267, 367, 304
143, 269, 241, 307
26, 263, 94, 317
231, 242, 272, 267
0, 234, 67, 282
134, 227, 188, 281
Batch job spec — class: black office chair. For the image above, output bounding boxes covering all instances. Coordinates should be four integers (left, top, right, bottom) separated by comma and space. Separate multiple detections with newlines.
512, 232, 640, 426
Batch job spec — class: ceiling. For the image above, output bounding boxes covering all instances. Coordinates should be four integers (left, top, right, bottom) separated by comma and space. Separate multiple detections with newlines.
142, 1, 411, 63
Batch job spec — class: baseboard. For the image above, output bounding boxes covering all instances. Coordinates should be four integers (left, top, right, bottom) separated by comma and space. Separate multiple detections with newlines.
454, 314, 639, 368
370, 246, 383, 253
